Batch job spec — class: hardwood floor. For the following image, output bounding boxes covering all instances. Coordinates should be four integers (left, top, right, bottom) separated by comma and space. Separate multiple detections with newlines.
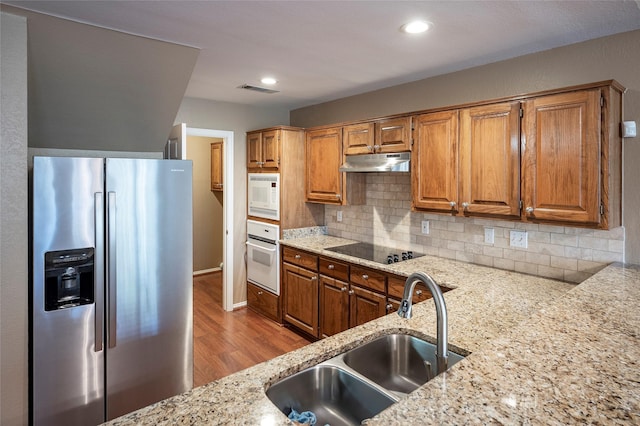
193, 272, 312, 387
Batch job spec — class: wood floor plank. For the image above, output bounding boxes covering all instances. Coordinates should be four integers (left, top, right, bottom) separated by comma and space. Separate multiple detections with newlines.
193, 272, 312, 387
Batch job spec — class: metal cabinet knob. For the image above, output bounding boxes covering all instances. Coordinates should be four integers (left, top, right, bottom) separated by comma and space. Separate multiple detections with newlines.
348, 290, 355, 295
462, 202, 469, 210
450, 201, 457, 208
373, 144, 381, 151
257, 291, 263, 295
341, 287, 348, 292
295, 254, 301, 259
362, 274, 369, 280
386, 303, 393, 311
526, 207, 534, 214
328, 264, 335, 270
367, 145, 374, 152
311, 276, 318, 281
415, 289, 423, 296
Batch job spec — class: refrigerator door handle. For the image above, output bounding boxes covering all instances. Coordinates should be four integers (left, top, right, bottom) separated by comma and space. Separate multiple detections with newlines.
107, 191, 117, 348
94, 192, 105, 352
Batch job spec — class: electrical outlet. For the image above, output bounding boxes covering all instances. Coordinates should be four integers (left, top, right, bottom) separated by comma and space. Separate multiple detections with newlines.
484, 228, 494, 244
509, 230, 528, 248
421, 220, 430, 235
337, 210, 343, 222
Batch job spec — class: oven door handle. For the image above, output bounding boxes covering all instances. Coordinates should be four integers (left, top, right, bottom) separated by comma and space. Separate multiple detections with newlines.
245, 241, 277, 252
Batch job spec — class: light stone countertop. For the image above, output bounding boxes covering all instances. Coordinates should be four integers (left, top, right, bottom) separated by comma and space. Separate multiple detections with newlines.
106, 235, 640, 425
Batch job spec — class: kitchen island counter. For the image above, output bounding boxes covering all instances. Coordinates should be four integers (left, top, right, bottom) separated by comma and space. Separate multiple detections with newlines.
106, 236, 639, 425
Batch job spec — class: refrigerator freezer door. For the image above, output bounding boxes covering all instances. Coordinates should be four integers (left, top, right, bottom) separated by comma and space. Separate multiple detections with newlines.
32, 156, 105, 425
104, 158, 193, 420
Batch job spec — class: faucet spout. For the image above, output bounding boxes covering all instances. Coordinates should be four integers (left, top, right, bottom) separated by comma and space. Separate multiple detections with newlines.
397, 272, 448, 374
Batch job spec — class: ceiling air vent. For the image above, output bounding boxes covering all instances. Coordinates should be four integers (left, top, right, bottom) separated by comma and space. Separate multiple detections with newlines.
237, 84, 279, 94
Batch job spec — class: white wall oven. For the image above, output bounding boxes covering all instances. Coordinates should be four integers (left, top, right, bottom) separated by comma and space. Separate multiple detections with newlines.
246, 220, 280, 295
247, 173, 280, 220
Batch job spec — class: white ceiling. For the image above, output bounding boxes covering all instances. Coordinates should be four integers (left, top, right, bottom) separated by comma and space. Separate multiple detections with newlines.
5, 0, 640, 110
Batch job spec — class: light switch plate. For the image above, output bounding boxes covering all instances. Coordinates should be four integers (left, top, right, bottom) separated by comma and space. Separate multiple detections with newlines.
421, 220, 430, 235
484, 228, 494, 244
509, 230, 528, 248
337, 210, 343, 222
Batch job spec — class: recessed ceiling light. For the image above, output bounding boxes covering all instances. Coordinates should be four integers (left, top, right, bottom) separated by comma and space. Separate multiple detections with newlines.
401, 20, 431, 34
260, 77, 277, 85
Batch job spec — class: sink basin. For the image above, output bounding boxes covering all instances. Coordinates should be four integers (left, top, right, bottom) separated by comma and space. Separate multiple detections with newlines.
342, 334, 466, 394
266, 364, 395, 426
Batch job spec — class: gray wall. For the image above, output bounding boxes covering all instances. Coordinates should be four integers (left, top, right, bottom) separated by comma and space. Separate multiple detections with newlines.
291, 29, 640, 265
0, 11, 28, 426
2, 4, 199, 153
175, 98, 290, 303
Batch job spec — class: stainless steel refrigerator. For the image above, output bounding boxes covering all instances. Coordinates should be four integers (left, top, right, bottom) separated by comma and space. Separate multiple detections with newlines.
31, 156, 193, 425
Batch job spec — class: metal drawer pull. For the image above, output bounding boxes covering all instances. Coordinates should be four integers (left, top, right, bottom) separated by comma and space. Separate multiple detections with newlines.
362, 274, 369, 280
341, 287, 348, 292
258, 291, 263, 295
311, 276, 318, 281
295, 254, 301, 259
328, 264, 335, 270
348, 290, 355, 295
415, 289, 423, 296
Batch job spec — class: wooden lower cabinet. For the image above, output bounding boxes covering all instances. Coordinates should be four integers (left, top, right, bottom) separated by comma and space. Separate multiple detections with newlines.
247, 282, 280, 323
349, 285, 387, 327
282, 263, 319, 337
319, 275, 349, 338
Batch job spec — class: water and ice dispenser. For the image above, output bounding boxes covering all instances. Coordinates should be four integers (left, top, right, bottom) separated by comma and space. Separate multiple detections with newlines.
44, 248, 95, 311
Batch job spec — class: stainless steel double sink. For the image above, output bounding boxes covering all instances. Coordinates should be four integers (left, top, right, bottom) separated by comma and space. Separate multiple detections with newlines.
266, 333, 466, 426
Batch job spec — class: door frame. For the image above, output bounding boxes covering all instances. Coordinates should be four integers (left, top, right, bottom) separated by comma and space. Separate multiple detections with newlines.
185, 127, 235, 312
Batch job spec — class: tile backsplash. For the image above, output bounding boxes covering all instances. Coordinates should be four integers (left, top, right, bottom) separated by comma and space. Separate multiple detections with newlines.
325, 173, 625, 283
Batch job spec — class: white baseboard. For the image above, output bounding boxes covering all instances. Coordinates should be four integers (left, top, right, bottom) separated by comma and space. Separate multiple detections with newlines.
233, 301, 247, 310
193, 267, 221, 276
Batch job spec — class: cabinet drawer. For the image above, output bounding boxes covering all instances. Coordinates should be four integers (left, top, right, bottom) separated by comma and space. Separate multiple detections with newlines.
282, 247, 318, 270
350, 266, 385, 293
388, 275, 452, 302
247, 282, 280, 323
319, 257, 349, 281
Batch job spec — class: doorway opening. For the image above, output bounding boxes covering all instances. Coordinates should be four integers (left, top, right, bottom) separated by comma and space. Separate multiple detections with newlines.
183, 127, 235, 312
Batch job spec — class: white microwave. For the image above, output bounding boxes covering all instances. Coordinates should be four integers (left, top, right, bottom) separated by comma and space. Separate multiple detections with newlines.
248, 173, 280, 220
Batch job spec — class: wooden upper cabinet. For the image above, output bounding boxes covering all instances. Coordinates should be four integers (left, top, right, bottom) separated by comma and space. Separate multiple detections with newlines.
261, 130, 279, 168
210, 141, 223, 192
247, 129, 279, 169
305, 127, 344, 204
247, 131, 262, 169
343, 117, 411, 155
343, 122, 375, 155
376, 116, 412, 153
412, 110, 459, 212
459, 102, 521, 217
522, 89, 601, 225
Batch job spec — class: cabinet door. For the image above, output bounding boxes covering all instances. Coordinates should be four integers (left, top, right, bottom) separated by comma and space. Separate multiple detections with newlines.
376, 116, 411, 153
247, 132, 263, 169
261, 129, 280, 169
412, 111, 459, 212
305, 127, 344, 204
459, 102, 520, 217
522, 89, 601, 224
349, 285, 387, 328
210, 142, 223, 191
343, 122, 375, 155
282, 263, 319, 337
319, 276, 349, 338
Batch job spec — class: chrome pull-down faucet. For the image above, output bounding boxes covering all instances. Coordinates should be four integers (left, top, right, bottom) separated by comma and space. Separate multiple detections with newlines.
398, 272, 449, 374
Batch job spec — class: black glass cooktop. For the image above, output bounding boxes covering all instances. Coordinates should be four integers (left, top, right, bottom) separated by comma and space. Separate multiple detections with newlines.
325, 242, 424, 265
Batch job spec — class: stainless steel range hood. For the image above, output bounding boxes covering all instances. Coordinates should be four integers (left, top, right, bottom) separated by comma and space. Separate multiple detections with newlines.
339, 152, 410, 172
